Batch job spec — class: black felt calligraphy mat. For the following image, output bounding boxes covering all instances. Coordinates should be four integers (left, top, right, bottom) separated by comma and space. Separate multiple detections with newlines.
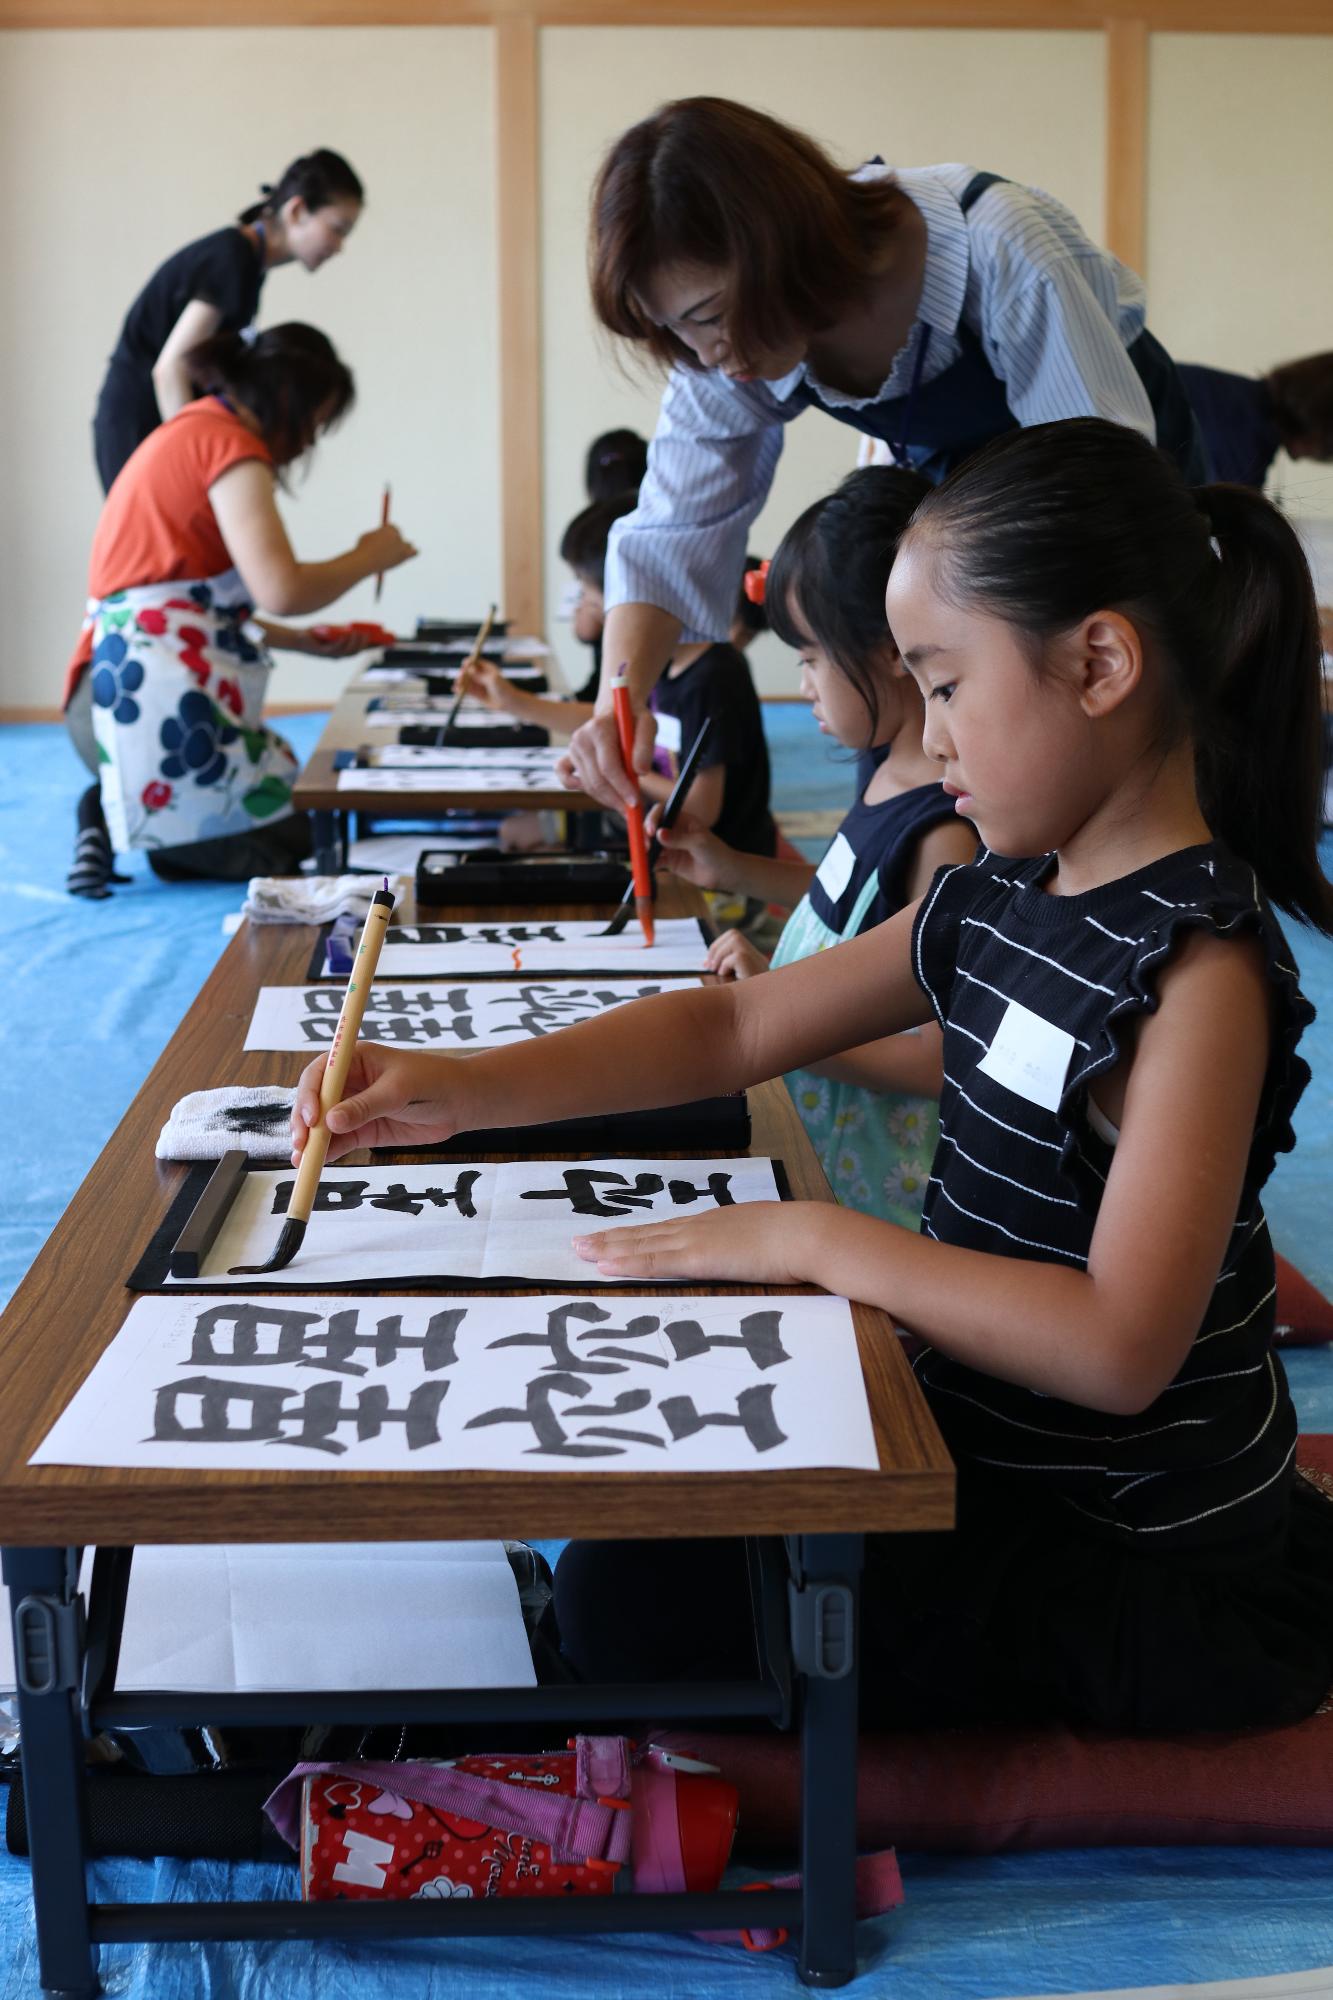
417, 1095, 751, 1155
302, 916, 714, 982
414, 850, 631, 908
128, 1156, 792, 1295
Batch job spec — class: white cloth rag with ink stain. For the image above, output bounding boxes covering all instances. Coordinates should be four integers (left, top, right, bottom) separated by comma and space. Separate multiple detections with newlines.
156, 1086, 297, 1161
240, 873, 413, 925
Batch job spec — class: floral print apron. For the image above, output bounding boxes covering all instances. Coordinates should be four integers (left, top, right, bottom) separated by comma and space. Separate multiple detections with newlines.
82, 569, 298, 854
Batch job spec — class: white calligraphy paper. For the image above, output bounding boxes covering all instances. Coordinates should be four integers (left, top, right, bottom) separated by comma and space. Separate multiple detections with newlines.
339, 764, 566, 796
245, 978, 703, 1052
164, 1158, 784, 1289
361, 707, 554, 729
363, 745, 561, 770
363, 638, 549, 665
370, 920, 710, 977
32, 1292, 876, 1474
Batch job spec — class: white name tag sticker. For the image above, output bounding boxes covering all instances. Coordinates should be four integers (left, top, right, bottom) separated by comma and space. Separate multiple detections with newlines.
976, 999, 1074, 1113
815, 832, 856, 902
654, 710, 683, 757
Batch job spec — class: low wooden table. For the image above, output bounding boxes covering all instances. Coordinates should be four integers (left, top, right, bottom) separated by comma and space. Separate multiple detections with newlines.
292, 683, 597, 871
0, 883, 954, 1994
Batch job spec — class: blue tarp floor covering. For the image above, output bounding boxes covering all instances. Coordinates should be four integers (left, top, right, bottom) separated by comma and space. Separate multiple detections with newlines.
1, 709, 1331, 1998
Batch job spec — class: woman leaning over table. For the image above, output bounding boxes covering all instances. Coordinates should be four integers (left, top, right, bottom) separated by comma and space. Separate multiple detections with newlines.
559, 95, 1204, 812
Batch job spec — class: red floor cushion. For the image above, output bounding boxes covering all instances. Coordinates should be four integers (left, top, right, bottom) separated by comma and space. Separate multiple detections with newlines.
672, 1439, 1333, 1856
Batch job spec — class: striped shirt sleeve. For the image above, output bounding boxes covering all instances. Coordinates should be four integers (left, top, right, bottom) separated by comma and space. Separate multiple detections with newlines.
604, 367, 786, 640
966, 186, 1155, 437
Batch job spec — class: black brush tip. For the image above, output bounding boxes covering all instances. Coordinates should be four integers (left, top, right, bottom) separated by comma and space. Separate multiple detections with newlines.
229, 1216, 308, 1276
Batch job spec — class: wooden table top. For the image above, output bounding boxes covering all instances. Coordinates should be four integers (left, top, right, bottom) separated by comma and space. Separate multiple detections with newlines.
0, 879, 954, 1547
292, 682, 598, 816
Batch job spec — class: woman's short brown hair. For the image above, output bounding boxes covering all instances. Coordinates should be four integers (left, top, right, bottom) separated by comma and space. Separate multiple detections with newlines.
589, 97, 904, 374
1264, 351, 1333, 460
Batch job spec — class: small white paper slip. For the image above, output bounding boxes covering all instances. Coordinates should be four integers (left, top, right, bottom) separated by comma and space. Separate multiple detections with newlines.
0, 1544, 536, 1693
653, 709, 684, 758
815, 831, 857, 902
30, 1292, 877, 1475
976, 998, 1075, 1113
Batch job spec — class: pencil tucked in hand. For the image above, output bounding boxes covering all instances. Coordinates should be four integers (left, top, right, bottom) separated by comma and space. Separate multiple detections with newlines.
610, 667, 655, 948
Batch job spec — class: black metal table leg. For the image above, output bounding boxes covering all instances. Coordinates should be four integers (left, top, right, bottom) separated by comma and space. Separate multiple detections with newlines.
791, 1532, 863, 1988
311, 808, 342, 875
3, 1547, 99, 1998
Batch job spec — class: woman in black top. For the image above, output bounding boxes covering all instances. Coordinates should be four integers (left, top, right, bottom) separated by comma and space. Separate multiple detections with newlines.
92, 149, 363, 491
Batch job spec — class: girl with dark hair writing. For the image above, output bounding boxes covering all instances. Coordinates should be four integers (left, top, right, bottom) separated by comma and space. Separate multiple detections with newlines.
296, 419, 1333, 1733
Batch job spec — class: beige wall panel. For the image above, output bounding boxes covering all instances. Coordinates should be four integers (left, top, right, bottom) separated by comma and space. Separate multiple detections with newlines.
1146, 33, 1333, 534
0, 26, 499, 712
540, 25, 1106, 696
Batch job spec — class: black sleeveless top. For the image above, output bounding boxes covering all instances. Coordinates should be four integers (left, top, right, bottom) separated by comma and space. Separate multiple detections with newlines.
911, 841, 1312, 1549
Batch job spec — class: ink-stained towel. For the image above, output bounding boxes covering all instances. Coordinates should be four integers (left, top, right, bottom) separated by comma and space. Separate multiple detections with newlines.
156, 1086, 296, 1161
241, 873, 413, 925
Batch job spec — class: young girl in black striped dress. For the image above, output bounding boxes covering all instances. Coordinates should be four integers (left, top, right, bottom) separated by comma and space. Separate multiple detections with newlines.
295, 418, 1333, 1730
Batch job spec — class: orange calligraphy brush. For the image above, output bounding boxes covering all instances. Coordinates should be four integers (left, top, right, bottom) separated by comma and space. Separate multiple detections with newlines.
610, 666, 654, 948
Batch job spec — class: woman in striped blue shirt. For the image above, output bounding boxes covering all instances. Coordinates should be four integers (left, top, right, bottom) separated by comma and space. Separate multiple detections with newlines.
560, 96, 1203, 812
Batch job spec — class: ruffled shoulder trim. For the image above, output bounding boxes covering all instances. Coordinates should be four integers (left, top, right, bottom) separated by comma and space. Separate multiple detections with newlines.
1058, 851, 1313, 1216
911, 848, 1047, 1024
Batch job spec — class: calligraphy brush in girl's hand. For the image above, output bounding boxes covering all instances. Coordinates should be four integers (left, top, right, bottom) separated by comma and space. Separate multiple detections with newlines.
600, 713, 712, 937
442, 602, 497, 735
231, 879, 397, 1273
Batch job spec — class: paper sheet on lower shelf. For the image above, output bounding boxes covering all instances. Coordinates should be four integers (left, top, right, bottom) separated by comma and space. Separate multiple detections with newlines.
0, 1542, 536, 1691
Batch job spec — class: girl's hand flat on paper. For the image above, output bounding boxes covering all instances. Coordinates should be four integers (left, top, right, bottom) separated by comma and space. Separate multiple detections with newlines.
572, 1200, 815, 1285
291, 1046, 457, 1162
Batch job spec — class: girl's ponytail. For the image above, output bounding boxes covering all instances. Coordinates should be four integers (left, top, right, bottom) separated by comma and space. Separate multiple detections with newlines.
238, 184, 275, 227
1196, 484, 1333, 933
237, 148, 363, 226
908, 419, 1333, 935
185, 321, 355, 469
